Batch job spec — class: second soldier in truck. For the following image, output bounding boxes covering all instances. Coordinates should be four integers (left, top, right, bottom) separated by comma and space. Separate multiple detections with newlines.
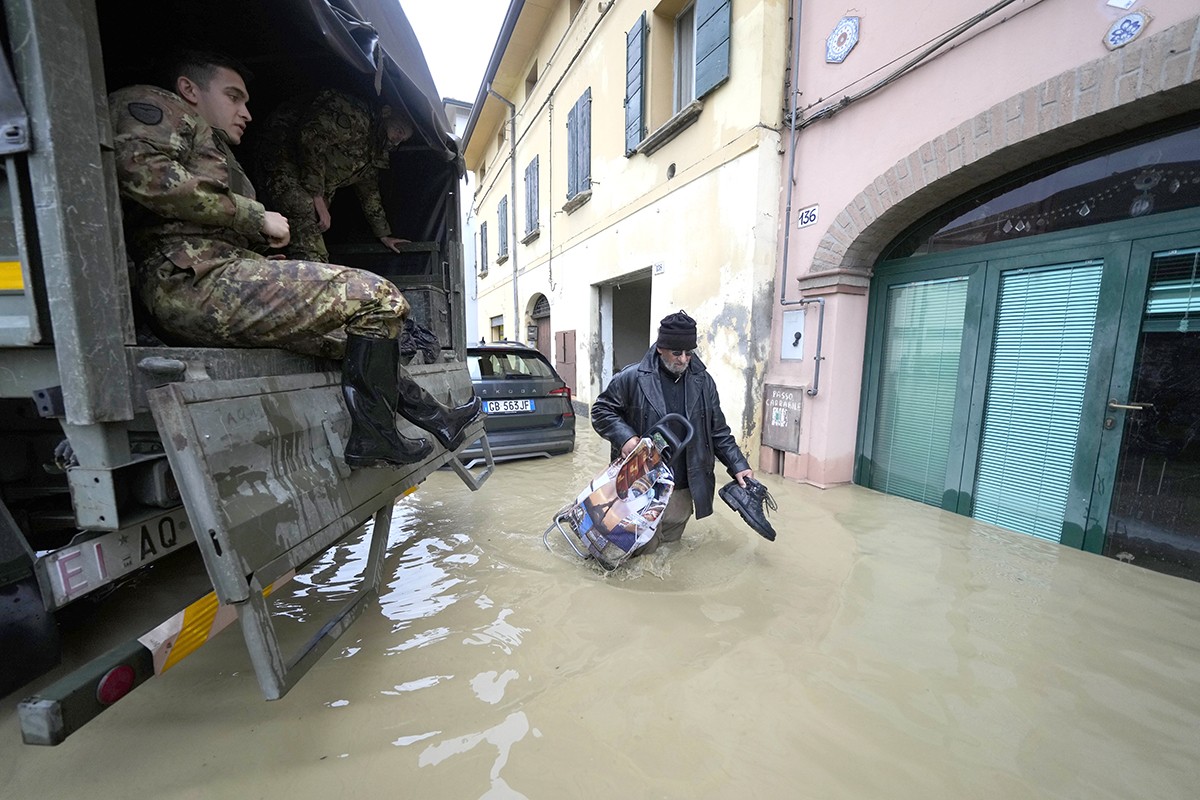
256, 88, 413, 263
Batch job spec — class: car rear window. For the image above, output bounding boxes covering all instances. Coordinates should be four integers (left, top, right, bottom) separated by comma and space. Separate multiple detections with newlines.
469, 351, 556, 380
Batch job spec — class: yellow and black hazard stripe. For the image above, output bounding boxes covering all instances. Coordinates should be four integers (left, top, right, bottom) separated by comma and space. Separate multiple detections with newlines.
17, 570, 296, 746
138, 570, 296, 673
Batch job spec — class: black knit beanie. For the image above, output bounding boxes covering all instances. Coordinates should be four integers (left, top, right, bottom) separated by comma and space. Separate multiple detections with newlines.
656, 309, 698, 351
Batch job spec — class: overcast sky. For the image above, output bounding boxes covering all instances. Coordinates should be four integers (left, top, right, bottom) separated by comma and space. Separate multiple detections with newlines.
403, 0, 510, 103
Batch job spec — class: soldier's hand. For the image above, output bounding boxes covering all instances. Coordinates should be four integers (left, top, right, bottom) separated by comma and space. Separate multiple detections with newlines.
734, 468, 754, 488
380, 236, 409, 253
621, 436, 639, 457
312, 195, 332, 232
262, 211, 291, 248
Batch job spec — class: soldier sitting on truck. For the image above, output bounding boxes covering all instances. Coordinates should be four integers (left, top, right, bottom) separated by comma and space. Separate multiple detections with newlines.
257, 88, 412, 262
108, 50, 480, 469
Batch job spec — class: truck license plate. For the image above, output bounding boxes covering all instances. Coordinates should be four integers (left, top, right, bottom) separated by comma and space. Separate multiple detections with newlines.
485, 399, 534, 414
39, 508, 194, 608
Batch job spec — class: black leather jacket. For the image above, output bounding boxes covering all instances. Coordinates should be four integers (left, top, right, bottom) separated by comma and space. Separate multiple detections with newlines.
592, 346, 750, 519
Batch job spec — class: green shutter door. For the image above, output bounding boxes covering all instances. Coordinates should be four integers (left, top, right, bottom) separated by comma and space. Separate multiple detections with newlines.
972, 260, 1104, 541
869, 276, 969, 504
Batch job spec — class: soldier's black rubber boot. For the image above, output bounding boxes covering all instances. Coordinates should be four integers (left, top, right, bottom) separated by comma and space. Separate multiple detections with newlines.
395, 372, 483, 452
719, 477, 778, 541
342, 335, 433, 468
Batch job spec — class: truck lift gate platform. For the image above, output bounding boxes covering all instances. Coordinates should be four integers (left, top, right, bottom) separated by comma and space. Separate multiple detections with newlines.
18, 364, 492, 745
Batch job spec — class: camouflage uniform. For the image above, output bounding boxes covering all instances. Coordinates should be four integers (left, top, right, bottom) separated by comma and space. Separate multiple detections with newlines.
109, 85, 408, 359
257, 89, 396, 262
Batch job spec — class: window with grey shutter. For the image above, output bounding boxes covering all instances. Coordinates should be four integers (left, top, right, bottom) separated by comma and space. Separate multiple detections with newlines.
497, 196, 509, 258
479, 222, 488, 274
624, 12, 647, 156
694, 0, 730, 99
580, 89, 591, 190
566, 89, 592, 199
524, 156, 540, 235
567, 102, 578, 197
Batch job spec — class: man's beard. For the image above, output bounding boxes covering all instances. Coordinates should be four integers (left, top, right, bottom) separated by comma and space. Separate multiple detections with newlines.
659, 355, 687, 376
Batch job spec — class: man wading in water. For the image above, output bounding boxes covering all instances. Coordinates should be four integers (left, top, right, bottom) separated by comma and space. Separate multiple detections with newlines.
592, 310, 775, 554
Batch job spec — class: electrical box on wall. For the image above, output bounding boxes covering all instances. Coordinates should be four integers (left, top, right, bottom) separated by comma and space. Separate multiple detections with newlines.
763, 384, 802, 453
780, 309, 805, 360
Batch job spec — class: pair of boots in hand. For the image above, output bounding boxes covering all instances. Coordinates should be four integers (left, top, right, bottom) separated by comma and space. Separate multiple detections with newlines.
342, 334, 482, 469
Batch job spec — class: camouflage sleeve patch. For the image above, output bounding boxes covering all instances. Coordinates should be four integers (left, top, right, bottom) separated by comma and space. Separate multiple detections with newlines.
127, 101, 163, 126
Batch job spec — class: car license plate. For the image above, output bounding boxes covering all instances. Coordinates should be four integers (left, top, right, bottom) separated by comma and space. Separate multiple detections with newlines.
486, 399, 535, 414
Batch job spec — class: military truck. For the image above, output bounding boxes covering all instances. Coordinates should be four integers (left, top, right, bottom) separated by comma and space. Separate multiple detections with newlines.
0, 0, 491, 744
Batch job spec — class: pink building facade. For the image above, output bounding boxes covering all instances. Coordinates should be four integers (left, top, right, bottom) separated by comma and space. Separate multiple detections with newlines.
764, 2, 1200, 579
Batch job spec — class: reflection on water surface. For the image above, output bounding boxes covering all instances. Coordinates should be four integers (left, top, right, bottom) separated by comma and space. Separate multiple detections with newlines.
3, 434, 1200, 800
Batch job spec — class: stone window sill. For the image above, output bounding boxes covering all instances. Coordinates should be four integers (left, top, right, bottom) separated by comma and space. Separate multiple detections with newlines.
496, 253, 509, 265
562, 189, 592, 214
521, 228, 541, 245
637, 100, 703, 156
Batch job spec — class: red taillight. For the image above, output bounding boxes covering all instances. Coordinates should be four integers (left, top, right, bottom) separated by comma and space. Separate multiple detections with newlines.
550, 386, 574, 418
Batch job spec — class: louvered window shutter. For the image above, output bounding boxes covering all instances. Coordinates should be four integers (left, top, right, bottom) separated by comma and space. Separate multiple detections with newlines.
480, 222, 488, 270
498, 196, 508, 256
579, 89, 592, 191
625, 13, 647, 156
524, 157, 539, 234
567, 98, 579, 198
566, 90, 592, 198
694, 0, 731, 98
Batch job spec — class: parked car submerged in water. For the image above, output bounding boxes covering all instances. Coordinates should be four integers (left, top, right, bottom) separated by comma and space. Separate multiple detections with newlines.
461, 342, 575, 467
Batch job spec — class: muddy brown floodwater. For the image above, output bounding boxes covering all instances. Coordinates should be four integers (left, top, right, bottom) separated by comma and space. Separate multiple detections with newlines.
4, 432, 1200, 798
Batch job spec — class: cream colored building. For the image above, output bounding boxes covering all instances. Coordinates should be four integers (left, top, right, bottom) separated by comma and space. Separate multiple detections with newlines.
764, 1, 1200, 580
443, 97, 479, 345
463, 0, 789, 449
